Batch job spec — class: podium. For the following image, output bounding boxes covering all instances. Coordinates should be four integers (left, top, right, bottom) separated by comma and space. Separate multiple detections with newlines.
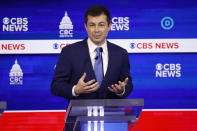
65, 99, 144, 131
0, 101, 7, 117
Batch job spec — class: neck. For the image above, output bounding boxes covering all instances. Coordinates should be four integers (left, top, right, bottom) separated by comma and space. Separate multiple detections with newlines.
94, 42, 104, 47
92, 40, 106, 47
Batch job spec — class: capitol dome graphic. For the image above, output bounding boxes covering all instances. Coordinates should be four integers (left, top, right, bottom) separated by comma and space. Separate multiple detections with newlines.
9, 59, 23, 85
9, 59, 23, 77
59, 11, 73, 30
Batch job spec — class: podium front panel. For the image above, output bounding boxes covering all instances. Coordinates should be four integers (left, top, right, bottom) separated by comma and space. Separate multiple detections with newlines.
65, 99, 144, 131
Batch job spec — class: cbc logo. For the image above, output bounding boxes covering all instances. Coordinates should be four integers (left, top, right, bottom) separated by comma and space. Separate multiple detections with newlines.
161, 16, 174, 30
156, 63, 181, 77
10, 77, 23, 85
59, 11, 73, 37
59, 30, 73, 37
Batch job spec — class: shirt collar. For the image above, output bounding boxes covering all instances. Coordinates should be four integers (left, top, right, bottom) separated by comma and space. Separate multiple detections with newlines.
87, 38, 108, 54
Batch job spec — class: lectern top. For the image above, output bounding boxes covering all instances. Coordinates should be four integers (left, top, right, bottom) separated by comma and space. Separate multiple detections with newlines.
69, 99, 144, 107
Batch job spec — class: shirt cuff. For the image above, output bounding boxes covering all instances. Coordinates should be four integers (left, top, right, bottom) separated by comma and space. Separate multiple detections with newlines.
116, 86, 125, 96
72, 85, 79, 97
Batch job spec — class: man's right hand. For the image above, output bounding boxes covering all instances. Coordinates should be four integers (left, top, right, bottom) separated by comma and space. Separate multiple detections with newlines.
74, 72, 99, 95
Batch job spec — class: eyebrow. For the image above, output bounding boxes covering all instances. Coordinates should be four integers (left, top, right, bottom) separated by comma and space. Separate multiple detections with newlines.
88, 22, 106, 24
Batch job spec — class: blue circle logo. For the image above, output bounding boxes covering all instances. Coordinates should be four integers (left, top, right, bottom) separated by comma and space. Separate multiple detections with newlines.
130, 43, 135, 49
161, 17, 174, 30
53, 43, 59, 49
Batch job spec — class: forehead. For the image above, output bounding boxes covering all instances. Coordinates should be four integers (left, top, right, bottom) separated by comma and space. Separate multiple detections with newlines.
87, 14, 108, 23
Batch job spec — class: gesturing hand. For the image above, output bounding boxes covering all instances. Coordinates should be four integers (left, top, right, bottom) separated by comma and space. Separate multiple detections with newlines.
74, 72, 99, 95
108, 77, 128, 94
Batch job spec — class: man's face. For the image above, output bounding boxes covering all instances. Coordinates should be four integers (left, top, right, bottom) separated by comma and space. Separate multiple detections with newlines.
85, 14, 111, 46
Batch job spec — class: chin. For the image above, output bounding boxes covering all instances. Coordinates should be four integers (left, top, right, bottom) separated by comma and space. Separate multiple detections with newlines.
94, 41, 101, 45
91, 37, 105, 45
92, 39, 101, 44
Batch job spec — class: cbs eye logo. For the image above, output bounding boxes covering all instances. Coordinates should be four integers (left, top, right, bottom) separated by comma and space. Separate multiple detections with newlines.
3, 17, 9, 24
156, 63, 181, 78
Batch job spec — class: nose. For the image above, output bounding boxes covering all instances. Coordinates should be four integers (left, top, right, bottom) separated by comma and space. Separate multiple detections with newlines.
94, 25, 99, 32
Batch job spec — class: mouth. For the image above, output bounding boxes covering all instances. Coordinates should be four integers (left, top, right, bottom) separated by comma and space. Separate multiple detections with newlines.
94, 35, 102, 39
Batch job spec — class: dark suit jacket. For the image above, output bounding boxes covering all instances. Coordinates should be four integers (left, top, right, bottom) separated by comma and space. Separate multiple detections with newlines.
51, 38, 133, 100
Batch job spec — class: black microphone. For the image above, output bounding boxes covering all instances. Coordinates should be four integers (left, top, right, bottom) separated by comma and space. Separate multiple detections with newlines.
99, 47, 103, 53
95, 56, 98, 60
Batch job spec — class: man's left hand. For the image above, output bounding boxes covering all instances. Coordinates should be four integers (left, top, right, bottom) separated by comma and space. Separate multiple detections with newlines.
108, 77, 128, 94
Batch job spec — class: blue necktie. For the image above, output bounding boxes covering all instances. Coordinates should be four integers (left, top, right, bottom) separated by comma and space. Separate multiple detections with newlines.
94, 47, 103, 87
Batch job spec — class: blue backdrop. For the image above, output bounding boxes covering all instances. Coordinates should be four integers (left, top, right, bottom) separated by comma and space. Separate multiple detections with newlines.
0, 0, 197, 110
0, 53, 197, 110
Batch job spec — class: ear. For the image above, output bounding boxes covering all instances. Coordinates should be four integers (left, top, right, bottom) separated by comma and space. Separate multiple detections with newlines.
84, 23, 87, 31
108, 23, 112, 31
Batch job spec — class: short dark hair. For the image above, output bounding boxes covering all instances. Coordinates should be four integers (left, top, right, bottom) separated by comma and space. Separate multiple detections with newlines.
85, 5, 111, 25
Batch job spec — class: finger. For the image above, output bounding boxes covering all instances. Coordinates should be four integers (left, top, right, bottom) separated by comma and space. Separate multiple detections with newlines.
124, 77, 129, 84
85, 84, 99, 93
115, 84, 124, 93
111, 85, 118, 93
108, 87, 114, 92
81, 72, 86, 81
90, 82, 99, 88
118, 81, 123, 87
85, 79, 96, 86
81, 81, 98, 94
85, 82, 98, 90
115, 84, 122, 91
119, 80, 127, 88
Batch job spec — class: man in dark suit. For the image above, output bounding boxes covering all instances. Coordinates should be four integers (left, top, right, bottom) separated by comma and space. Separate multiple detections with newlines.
51, 5, 133, 100
51, 5, 133, 131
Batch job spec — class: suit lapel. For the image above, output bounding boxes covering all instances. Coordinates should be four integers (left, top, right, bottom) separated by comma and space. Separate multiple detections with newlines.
81, 39, 96, 82
101, 42, 113, 87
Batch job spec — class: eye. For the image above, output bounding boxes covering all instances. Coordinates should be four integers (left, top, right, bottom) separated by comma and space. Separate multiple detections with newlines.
89, 24, 95, 27
99, 23, 105, 26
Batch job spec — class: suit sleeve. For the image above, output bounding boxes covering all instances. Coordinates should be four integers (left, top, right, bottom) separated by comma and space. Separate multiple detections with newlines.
51, 47, 74, 100
119, 49, 133, 98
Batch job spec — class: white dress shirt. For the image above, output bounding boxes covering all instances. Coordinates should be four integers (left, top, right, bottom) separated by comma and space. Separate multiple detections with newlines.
87, 38, 108, 75
72, 38, 124, 96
